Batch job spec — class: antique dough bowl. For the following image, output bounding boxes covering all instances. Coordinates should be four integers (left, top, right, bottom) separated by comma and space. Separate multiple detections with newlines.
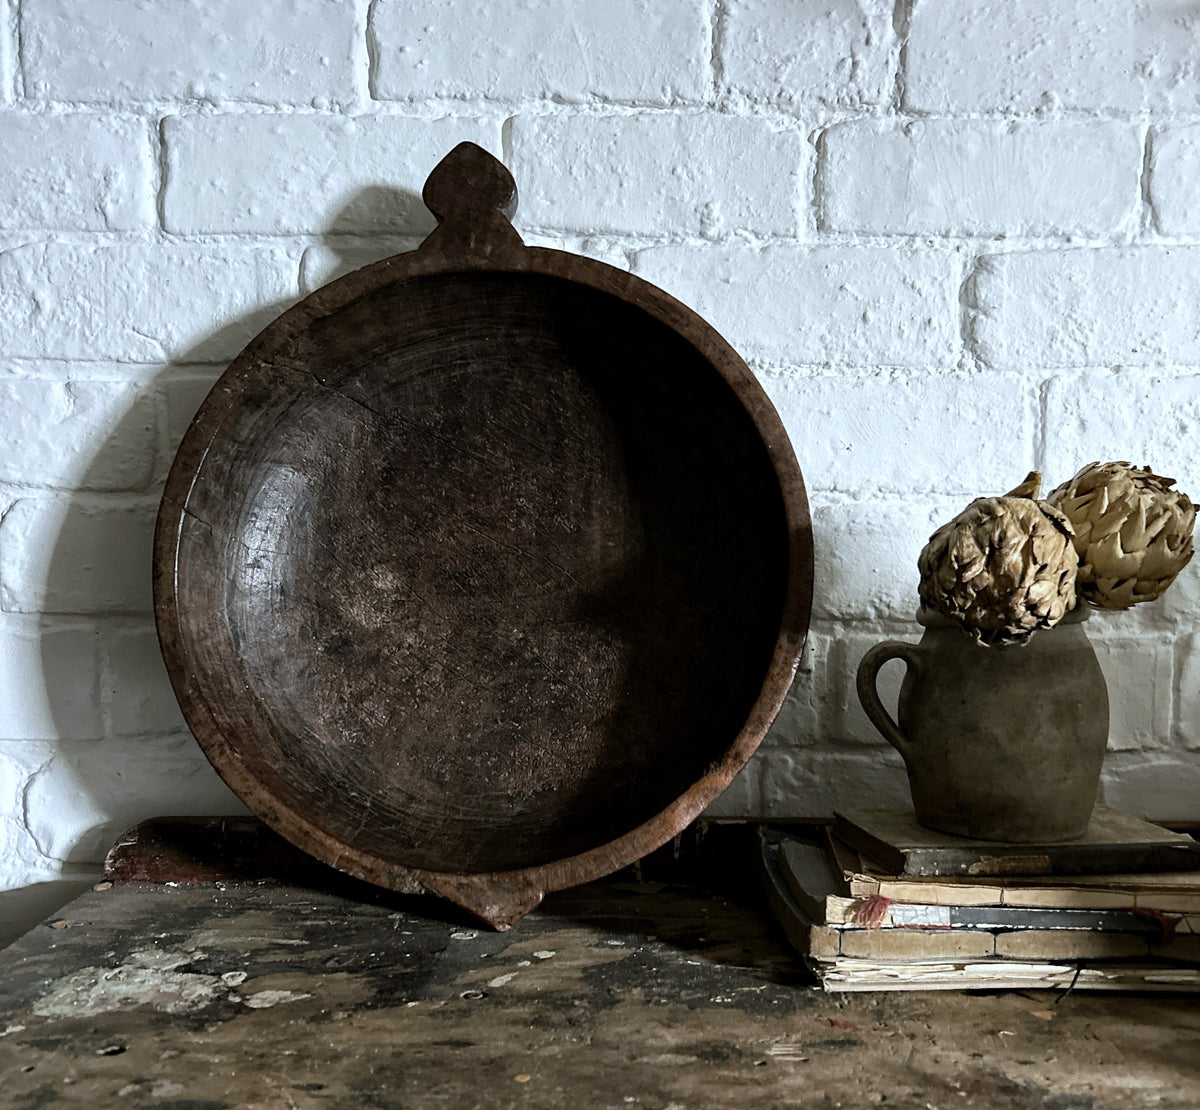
154, 144, 813, 927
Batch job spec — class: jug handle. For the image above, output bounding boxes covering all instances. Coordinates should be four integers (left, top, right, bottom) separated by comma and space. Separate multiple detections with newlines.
856, 641, 922, 761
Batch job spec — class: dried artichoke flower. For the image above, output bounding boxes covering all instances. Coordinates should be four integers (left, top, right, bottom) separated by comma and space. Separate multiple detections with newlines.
918, 471, 1078, 646
1046, 461, 1196, 609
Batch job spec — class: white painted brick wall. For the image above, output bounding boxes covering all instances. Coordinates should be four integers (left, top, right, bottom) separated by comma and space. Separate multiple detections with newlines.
630, 245, 959, 364
510, 113, 806, 237
1041, 370, 1200, 498
1, 0, 1197, 937
763, 370, 1035, 498
0, 113, 155, 231
720, 0, 895, 110
369, 0, 710, 104
0, 617, 101, 740
0, 380, 158, 490
1, 1, 12, 106
0, 243, 300, 363
969, 249, 1200, 369
1149, 125, 1200, 235
21, 0, 365, 108
819, 119, 1142, 238
1179, 636, 1200, 750
163, 114, 503, 235
905, 0, 1200, 114
809, 497, 966, 623
0, 496, 158, 614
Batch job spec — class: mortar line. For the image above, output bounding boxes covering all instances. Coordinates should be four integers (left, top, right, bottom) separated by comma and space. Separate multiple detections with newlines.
956, 251, 981, 370
811, 125, 828, 235
708, 0, 727, 107
500, 115, 515, 166
1033, 376, 1051, 476
364, 0, 381, 101
890, 0, 914, 115
1139, 120, 1156, 237
153, 116, 171, 236
12, 0, 24, 100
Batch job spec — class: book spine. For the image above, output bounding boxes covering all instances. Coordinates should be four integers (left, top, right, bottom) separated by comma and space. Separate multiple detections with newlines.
828, 900, 1195, 936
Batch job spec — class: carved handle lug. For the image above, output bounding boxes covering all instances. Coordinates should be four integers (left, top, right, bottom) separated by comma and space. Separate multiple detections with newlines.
420, 142, 524, 258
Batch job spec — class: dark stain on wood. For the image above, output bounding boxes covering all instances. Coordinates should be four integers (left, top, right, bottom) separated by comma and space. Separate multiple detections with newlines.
154, 142, 814, 926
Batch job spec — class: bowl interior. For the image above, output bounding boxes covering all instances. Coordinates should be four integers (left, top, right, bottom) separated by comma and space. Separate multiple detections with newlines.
171, 270, 790, 873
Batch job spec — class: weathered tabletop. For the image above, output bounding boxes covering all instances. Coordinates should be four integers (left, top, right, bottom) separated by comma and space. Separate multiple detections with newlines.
1, 821, 1197, 1110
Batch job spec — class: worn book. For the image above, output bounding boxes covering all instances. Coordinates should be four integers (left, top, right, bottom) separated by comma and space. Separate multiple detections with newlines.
816, 960, 1200, 993
759, 830, 1200, 993
828, 832, 1200, 914
777, 835, 1197, 961
780, 837, 1199, 938
833, 807, 1200, 878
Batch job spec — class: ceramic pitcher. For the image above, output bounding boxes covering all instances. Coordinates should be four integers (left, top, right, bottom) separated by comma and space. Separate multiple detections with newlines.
856, 606, 1109, 843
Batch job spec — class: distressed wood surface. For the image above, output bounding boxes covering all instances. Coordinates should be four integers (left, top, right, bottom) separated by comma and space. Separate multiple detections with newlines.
154, 143, 813, 927
3, 824, 1198, 1109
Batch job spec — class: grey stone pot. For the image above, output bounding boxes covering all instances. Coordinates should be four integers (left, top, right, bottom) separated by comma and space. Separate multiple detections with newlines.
856, 606, 1109, 843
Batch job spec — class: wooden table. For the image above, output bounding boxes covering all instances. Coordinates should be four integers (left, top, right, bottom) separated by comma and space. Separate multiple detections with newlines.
1, 820, 1197, 1108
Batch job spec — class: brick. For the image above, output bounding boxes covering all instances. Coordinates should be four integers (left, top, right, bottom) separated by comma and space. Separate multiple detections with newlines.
0, 615, 101, 738
632, 245, 958, 365
906, 0, 1200, 114
299, 241, 431, 295
510, 114, 806, 238
1087, 632, 1174, 752
0, 242, 298, 362
369, 0, 708, 104
0, 496, 157, 615
828, 627, 914, 747
1, 1, 11, 105
1177, 635, 1200, 750
0, 113, 154, 231
722, 0, 893, 108
102, 623, 187, 736
820, 119, 1140, 238
969, 249, 1200, 369
1161, 562, 1200, 629
0, 379, 158, 491
1106, 550, 1200, 636
1100, 753, 1200, 823
762, 631, 829, 747
21, 0, 361, 107
809, 495, 963, 622
519, 234, 631, 269
0, 359, 163, 383
701, 763, 760, 819
21, 737, 248, 863
757, 748, 910, 819
0, 812, 48, 883
164, 371, 224, 453
1149, 126, 1200, 235
163, 115, 502, 235
764, 370, 1034, 497
1042, 370, 1200, 503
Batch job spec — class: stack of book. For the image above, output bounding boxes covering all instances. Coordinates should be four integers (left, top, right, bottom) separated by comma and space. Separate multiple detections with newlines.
760, 807, 1200, 992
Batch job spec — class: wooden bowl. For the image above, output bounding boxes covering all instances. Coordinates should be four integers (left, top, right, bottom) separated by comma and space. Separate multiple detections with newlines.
154, 144, 813, 927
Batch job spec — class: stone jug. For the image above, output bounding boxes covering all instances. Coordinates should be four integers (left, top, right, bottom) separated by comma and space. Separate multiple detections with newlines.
856, 606, 1109, 842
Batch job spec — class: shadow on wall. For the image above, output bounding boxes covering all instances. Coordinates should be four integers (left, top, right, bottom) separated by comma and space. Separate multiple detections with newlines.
0, 188, 423, 949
